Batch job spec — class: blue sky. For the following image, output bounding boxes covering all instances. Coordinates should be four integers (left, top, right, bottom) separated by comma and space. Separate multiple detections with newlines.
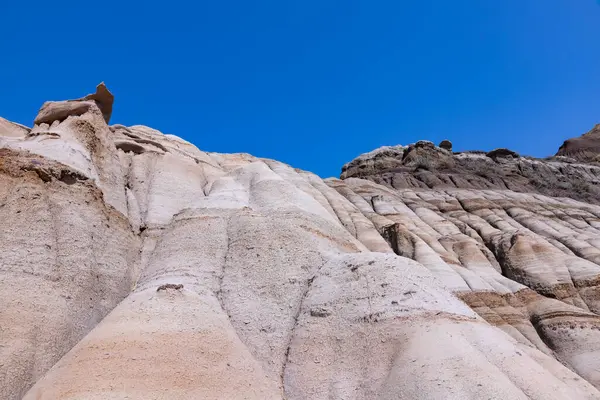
1, 1, 599, 177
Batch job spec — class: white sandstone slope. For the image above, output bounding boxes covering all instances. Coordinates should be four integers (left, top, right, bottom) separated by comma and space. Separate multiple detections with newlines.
2, 86, 600, 399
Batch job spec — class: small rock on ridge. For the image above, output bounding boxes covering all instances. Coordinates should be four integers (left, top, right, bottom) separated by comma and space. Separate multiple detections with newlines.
439, 139, 452, 151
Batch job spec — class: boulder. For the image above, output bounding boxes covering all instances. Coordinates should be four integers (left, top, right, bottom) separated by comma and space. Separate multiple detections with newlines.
439, 139, 453, 151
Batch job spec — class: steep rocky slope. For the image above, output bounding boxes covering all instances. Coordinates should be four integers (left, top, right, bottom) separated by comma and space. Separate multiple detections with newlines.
557, 124, 600, 164
2, 86, 600, 399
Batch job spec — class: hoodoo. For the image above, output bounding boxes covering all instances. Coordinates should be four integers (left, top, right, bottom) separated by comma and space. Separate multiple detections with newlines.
2, 86, 600, 399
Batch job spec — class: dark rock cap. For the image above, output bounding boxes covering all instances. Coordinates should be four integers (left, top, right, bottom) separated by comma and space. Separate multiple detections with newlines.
439, 139, 452, 151
556, 124, 600, 163
486, 148, 519, 160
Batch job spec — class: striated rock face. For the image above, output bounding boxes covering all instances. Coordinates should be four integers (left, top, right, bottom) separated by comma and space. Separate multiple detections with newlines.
341, 141, 600, 204
3, 86, 600, 399
557, 124, 600, 164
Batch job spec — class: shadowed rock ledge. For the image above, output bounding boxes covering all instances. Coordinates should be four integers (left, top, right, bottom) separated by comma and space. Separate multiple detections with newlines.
2, 86, 600, 399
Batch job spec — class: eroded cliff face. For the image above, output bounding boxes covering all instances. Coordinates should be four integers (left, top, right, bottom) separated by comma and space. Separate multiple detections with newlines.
557, 124, 600, 164
2, 87, 600, 399
341, 140, 600, 204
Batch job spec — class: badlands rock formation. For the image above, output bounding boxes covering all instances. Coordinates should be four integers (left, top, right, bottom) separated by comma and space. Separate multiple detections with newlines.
2, 86, 600, 399
557, 124, 600, 164
342, 140, 600, 204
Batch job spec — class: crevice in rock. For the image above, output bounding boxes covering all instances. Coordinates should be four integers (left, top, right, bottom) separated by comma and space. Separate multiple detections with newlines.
281, 257, 326, 395
216, 214, 233, 317
115, 141, 146, 155
58, 171, 83, 185
18, 164, 88, 185
133, 138, 168, 152
306, 178, 346, 231
382, 223, 400, 255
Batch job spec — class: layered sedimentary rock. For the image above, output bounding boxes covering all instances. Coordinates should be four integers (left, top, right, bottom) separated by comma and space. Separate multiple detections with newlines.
341, 139, 600, 204
557, 124, 600, 164
2, 86, 600, 399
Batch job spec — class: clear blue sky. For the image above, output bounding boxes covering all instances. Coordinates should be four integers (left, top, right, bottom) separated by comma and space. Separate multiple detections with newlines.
1, 1, 599, 177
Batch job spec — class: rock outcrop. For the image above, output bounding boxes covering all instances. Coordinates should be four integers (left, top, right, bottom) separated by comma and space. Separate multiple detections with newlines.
34, 82, 114, 125
0, 117, 30, 138
2, 86, 600, 399
557, 124, 600, 164
341, 141, 600, 204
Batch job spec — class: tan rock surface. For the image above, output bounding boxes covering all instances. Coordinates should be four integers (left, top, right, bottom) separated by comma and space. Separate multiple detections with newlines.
33, 83, 114, 125
0, 117, 29, 138
2, 86, 600, 399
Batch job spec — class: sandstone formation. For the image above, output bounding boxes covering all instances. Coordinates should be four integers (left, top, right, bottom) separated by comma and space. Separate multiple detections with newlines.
0, 117, 29, 138
2, 86, 600, 399
34, 82, 114, 126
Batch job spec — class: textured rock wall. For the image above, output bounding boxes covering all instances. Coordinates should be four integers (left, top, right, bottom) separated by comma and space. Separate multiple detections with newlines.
341, 140, 600, 204
328, 178, 600, 387
557, 124, 600, 163
2, 89, 600, 399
